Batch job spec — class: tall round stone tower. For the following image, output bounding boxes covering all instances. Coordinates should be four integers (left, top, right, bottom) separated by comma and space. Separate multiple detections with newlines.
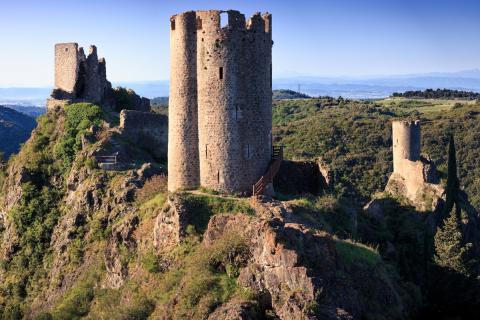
392, 120, 421, 173
168, 10, 273, 195
168, 11, 200, 191
197, 10, 273, 194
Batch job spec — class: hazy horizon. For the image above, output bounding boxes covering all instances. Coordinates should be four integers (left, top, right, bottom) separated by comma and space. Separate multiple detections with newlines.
1, 0, 479, 87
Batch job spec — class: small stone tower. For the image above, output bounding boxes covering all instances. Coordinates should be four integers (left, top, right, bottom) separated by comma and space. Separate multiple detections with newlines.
392, 120, 421, 175
168, 10, 273, 194
385, 120, 443, 211
49, 43, 110, 107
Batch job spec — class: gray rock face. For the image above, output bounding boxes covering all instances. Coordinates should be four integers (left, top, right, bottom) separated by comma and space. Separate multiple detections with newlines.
153, 194, 190, 253
208, 301, 259, 320
199, 199, 407, 319
104, 215, 139, 289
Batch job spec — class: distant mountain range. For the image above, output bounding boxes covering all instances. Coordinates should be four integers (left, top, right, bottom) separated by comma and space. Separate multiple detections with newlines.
3, 105, 46, 118
2, 69, 480, 102
0, 106, 37, 158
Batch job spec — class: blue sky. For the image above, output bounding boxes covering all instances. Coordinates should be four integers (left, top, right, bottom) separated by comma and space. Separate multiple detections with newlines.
0, 0, 479, 86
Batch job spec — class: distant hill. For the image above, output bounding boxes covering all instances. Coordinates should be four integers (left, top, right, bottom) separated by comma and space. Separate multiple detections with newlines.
392, 88, 480, 100
3, 105, 46, 118
0, 106, 37, 158
273, 89, 310, 100
150, 96, 169, 106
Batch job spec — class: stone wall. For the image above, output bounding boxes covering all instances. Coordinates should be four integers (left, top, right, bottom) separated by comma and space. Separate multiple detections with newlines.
168, 10, 273, 195
119, 110, 168, 160
274, 159, 332, 195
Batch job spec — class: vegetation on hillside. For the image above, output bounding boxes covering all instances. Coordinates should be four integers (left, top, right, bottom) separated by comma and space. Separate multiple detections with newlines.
0, 103, 104, 319
392, 88, 480, 100
273, 96, 480, 209
272, 89, 311, 100
1, 92, 479, 319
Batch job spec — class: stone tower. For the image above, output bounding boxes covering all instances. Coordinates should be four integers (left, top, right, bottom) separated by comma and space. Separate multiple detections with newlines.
168, 10, 273, 194
50, 43, 110, 105
392, 120, 421, 175
384, 120, 443, 211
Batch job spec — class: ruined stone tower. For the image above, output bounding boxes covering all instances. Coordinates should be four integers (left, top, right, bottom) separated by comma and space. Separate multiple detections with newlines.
392, 120, 421, 176
168, 10, 273, 194
385, 120, 443, 211
48, 43, 111, 109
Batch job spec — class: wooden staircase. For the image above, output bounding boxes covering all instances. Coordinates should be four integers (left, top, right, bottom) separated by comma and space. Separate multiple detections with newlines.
252, 146, 284, 196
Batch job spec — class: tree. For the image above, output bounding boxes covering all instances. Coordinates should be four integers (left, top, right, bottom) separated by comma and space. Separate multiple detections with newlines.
435, 134, 475, 276
434, 205, 472, 276
443, 134, 460, 223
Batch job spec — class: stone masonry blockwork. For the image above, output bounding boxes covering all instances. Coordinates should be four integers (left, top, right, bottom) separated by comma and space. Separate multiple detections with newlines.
392, 120, 421, 175
55, 43, 81, 94
168, 11, 200, 191
168, 10, 273, 195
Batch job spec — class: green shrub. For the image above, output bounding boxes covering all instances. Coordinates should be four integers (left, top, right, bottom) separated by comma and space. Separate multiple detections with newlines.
121, 296, 155, 320
55, 103, 103, 172
182, 193, 254, 234
113, 87, 136, 112
35, 312, 53, 320
52, 281, 94, 319
136, 175, 167, 203
2, 302, 23, 320
335, 239, 380, 268
141, 250, 161, 273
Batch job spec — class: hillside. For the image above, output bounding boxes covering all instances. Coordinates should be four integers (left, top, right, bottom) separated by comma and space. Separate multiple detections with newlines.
0, 106, 37, 158
392, 88, 480, 100
273, 97, 480, 210
0, 96, 478, 319
272, 89, 310, 100
3, 105, 46, 118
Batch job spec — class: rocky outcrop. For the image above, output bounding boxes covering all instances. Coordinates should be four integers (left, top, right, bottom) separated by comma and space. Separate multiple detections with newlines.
385, 170, 444, 211
153, 194, 190, 253
201, 199, 409, 320
208, 301, 259, 320
104, 215, 139, 288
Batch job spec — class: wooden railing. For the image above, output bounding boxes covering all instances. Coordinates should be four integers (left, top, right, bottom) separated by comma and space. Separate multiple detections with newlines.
252, 146, 284, 196
96, 155, 118, 165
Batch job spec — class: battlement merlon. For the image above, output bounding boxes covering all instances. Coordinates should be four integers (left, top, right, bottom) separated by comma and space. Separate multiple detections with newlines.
171, 10, 272, 34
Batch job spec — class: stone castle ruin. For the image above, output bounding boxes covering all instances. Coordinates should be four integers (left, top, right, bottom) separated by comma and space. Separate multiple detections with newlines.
47, 43, 168, 163
385, 120, 443, 210
168, 10, 274, 194
48, 43, 113, 110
